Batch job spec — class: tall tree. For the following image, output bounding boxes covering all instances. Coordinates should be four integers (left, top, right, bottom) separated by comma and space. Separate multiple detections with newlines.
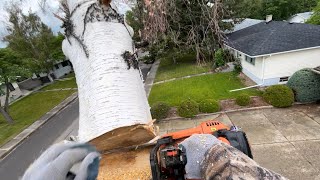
307, 0, 320, 25
0, 48, 30, 124
4, 4, 60, 80
143, 0, 228, 65
53, 0, 155, 151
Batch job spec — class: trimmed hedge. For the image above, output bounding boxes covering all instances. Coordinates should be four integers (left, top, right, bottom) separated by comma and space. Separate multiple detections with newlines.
236, 94, 251, 106
150, 102, 170, 120
287, 69, 320, 103
199, 99, 220, 113
263, 85, 294, 108
178, 100, 199, 118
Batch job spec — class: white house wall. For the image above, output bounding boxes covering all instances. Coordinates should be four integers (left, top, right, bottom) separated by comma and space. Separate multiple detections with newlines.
227, 48, 263, 84
53, 63, 73, 78
241, 56, 264, 84
264, 48, 320, 84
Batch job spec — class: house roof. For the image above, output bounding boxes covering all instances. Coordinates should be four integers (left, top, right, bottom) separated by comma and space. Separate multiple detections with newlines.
233, 18, 264, 32
225, 21, 320, 57
291, 12, 313, 20
224, 18, 263, 33
312, 66, 320, 74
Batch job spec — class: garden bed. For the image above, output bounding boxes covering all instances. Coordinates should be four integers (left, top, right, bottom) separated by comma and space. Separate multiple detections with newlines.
161, 96, 269, 120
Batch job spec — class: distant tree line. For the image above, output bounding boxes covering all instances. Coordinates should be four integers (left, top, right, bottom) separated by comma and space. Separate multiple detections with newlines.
225, 0, 318, 20
0, 3, 65, 123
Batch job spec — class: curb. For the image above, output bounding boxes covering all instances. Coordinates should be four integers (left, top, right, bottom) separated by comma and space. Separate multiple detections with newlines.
0, 92, 78, 160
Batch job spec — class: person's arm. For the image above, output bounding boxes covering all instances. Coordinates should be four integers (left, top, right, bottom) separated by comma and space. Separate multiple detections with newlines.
201, 142, 287, 180
180, 134, 287, 180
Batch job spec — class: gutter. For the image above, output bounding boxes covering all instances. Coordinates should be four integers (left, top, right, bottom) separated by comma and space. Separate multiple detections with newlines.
224, 44, 320, 58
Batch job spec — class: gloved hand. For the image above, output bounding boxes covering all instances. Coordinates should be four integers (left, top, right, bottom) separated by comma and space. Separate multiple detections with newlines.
179, 134, 221, 179
22, 142, 100, 180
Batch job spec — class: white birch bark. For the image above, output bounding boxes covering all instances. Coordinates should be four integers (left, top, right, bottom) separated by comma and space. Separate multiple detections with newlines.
62, 0, 153, 143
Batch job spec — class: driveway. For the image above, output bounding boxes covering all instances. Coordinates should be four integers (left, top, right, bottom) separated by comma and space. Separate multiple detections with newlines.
156, 104, 320, 180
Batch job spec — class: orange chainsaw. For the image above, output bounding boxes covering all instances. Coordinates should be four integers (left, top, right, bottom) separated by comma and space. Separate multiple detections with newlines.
150, 120, 253, 180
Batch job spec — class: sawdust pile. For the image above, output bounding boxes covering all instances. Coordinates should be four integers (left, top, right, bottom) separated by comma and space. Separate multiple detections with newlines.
98, 148, 152, 180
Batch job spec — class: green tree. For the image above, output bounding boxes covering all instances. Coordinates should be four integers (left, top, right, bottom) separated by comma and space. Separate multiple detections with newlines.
4, 4, 63, 79
225, 0, 317, 20
0, 48, 31, 124
307, 1, 320, 25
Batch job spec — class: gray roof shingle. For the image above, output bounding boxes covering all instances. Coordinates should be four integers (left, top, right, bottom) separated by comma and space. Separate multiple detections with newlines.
225, 21, 320, 57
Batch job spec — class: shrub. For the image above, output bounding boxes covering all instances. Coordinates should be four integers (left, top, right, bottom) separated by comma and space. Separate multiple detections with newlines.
263, 85, 294, 108
199, 99, 220, 113
214, 49, 225, 67
150, 102, 170, 120
236, 94, 251, 106
178, 100, 199, 118
287, 69, 320, 103
233, 58, 242, 74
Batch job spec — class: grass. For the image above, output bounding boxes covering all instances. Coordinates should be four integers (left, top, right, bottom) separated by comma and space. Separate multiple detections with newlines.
64, 72, 75, 78
149, 72, 262, 106
154, 53, 211, 82
41, 78, 77, 90
0, 90, 76, 145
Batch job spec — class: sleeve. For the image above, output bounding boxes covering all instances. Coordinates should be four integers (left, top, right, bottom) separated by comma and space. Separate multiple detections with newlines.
200, 143, 288, 180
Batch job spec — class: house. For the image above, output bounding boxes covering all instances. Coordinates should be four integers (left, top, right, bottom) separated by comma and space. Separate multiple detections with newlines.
225, 20, 320, 86
224, 18, 263, 34
288, 12, 313, 23
0, 82, 23, 105
32, 60, 73, 82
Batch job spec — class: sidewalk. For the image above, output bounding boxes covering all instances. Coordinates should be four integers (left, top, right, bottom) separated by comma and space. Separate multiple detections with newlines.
144, 60, 160, 97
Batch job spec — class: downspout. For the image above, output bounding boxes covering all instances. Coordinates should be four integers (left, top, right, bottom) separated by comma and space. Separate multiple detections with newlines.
230, 56, 267, 92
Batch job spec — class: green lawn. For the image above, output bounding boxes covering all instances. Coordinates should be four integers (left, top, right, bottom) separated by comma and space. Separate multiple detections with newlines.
42, 78, 77, 90
64, 72, 75, 78
0, 90, 76, 145
154, 53, 211, 82
149, 72, 261, 106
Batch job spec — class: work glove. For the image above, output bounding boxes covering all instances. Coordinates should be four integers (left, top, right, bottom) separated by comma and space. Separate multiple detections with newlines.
179, 134, 221, 179
22, 142, 100, 180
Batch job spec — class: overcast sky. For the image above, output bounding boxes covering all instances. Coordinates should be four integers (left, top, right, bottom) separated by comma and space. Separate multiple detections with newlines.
0, 0, 61, 48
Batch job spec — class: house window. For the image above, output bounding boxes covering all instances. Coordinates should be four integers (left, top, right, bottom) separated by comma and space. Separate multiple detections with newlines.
280, 77, 289, 82
54, 64, 60, 69
245, 56, 255, 65
61, 61, 69, 67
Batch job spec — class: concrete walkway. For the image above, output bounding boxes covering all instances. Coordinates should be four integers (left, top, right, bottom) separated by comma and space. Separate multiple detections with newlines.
144, 60, 160, 97
156, 104, 320, 180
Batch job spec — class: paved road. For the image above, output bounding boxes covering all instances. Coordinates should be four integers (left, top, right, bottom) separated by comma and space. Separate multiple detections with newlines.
0, 99, 79, 180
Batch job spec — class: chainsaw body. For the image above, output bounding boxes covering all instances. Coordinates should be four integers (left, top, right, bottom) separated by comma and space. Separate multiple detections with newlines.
150, 120, 253, 180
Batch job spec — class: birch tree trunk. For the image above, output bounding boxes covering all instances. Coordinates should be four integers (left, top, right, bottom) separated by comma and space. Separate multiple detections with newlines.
62, 0, 155, 151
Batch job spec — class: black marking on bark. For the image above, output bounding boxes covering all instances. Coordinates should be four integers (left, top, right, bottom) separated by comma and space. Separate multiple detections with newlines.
81, 2, 132, 38
62, 2, 89, 58
122, 51, 139, 70
70, 0, 92, 17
